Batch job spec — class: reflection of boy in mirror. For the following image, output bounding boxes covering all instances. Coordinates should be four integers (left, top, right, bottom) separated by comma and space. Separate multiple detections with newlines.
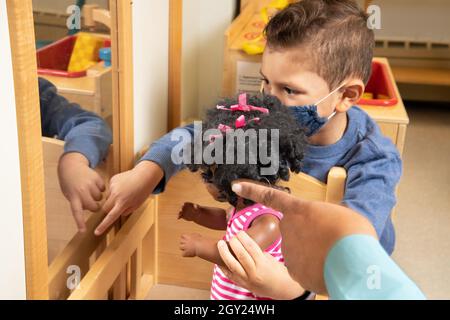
39, 77, 112, 233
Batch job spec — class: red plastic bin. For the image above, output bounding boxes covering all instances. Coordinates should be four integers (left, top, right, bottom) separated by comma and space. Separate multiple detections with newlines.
357, 61, 398, 107
36, 35, 111, 78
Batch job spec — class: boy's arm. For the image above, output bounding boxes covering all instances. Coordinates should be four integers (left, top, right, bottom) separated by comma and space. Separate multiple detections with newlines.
342, 139, 402, 255
95, 123, 195, 235
39, 77, 113, 232
180, 215, 281, 267
138, 123, 195, 194
178, 202, 228, 230
39, 77, 112, 168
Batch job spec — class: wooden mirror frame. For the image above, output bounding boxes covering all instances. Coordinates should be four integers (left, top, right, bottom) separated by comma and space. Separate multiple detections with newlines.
6, 0, 133, 299
8, 0, 184, 300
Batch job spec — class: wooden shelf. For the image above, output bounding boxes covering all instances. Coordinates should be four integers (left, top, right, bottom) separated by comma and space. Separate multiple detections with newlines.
391, 66, 450, 87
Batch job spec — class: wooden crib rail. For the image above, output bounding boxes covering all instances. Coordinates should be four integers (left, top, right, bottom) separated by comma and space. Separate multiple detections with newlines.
43, 137, 115, 299
48, 212, 107, 299
68, 198, 157, 300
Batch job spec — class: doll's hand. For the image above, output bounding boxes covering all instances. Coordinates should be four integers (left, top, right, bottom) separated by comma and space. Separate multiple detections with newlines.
178, 202, 200, 222
179, 233, 202, 257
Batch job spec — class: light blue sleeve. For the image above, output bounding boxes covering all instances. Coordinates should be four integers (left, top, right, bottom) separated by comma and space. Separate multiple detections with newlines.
324, 235, 426, 300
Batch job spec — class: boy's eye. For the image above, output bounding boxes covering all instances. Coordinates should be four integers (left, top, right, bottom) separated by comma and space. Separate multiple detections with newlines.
284, 87, 297, 95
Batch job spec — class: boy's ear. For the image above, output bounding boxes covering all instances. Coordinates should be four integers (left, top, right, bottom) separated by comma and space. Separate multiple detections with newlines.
336, 79, 365, 112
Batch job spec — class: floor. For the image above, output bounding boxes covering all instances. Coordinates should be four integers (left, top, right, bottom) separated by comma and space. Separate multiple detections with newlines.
146, 284, 210, 300
147, 101, 450, 300
392, 101, 450, 299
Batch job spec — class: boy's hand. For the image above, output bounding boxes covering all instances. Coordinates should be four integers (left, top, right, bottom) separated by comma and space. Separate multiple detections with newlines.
179, 233, 202, 257
178, 202, 200, 222
58, 152, 105, 233
94, 161, 164, 236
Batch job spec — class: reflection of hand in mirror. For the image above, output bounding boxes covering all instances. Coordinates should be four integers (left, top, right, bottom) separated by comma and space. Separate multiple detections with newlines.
94, 160, 164, 236
39, 77, 112, 232
58, 152, 105, 232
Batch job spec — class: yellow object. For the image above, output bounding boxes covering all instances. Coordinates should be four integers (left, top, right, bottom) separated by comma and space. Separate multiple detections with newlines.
362, 92, 374, 99
260, 0, 290, 23
68, 32, 104, 72
377, 94, 390, 100
242, 0, 292, 55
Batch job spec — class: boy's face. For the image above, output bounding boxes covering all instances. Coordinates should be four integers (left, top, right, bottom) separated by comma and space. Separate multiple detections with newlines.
261, 47, 342, 118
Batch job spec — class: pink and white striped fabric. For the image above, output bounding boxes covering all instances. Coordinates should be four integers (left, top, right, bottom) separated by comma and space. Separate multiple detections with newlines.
210, 203, 284, 300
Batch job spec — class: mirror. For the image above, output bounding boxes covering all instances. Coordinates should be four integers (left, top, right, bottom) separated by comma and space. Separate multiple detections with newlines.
32, 0, 114, 278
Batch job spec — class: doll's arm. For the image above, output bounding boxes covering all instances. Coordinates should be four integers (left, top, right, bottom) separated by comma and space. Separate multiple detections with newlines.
180, 215, 280, 267
178, 202, 228, 230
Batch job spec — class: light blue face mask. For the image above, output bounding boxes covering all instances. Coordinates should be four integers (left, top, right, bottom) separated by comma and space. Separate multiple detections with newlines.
289, 84, 344, 137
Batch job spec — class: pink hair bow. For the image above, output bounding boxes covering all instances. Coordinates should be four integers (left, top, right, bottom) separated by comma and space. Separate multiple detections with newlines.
217, 124, 232, 132
209, 117, 261, 143
216, 93, 269, 114
235, 115, 261, 128
209, 124, 232, 143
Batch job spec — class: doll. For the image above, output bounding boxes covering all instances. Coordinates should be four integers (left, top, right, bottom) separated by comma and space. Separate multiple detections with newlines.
178, 93, 311, 300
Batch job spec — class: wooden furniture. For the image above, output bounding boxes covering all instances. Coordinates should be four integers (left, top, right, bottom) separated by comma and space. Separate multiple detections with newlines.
168, 0, 183, 131
359, 58, 409, 156
35, 3, 113, 120
7, 0, 49, 299
42, 137, 109, 299
39, 33, 113, 122
83, 4, 112, 30
365, 3, 450, 100
282, 167, 347, 205
285, 167, 347, 301
43, 137, 98, 263
8, 0, 159, 300
66, 197, 157, 300
46, 0, 155, 300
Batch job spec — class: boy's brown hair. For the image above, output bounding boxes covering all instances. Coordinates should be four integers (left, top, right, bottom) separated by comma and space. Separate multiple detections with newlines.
265, 0, 374, 89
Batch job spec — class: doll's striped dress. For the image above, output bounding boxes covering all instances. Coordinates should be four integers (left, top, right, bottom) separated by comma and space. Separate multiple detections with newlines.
210, 203, 284, 300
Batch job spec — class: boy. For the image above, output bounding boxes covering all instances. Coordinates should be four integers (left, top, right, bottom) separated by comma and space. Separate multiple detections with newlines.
95, 0, 401, 260
40, 77, 112, 232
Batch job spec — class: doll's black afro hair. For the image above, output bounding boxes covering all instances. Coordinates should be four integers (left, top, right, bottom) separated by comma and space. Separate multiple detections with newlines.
187, 94, 306, 207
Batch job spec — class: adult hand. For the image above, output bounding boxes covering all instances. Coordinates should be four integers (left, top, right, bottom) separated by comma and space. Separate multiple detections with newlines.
218, 180, 377, 295
218, 232, 306, 299
58, 152, 105, 233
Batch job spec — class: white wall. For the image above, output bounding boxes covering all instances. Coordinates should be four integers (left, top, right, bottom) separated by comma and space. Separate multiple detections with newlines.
132, 0, 169, 153
370, 0, 450, 42
0, 0, 27, 300
356, 0, 450, 42
132, 0, 236, 151
182, 0, 236, 120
